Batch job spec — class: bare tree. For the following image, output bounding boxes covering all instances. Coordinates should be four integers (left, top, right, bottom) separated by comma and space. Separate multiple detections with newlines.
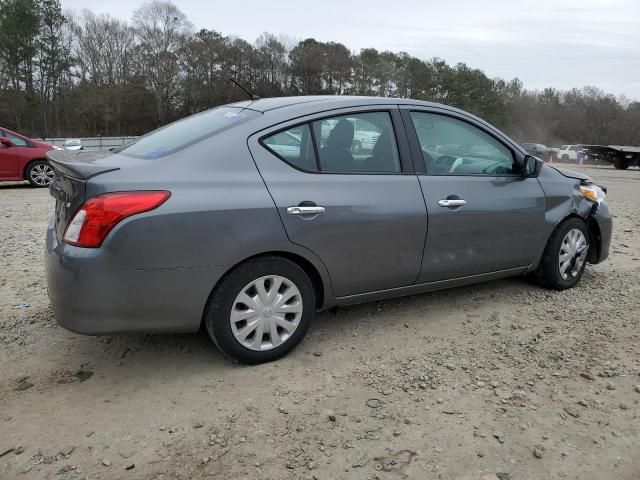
132, 0, 191, 124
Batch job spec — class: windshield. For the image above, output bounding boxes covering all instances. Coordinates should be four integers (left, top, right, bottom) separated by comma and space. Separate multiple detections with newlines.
116, 107, 261, 159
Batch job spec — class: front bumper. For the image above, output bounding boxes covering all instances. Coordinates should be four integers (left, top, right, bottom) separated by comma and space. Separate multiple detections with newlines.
45, 216, 224, 335
590, 202, 612, 264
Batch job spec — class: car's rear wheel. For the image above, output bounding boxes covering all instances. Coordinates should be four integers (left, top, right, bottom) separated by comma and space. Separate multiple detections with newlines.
204, 256, 315, 364
613, 158, 629, 170
535, 217, 589, 290
26, 160, 54, 187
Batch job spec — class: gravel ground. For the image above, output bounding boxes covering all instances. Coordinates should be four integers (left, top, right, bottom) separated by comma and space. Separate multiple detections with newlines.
1, 164, 639, 480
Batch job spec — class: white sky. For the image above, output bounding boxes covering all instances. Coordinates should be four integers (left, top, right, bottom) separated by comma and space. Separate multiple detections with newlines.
62, 0, 640, 100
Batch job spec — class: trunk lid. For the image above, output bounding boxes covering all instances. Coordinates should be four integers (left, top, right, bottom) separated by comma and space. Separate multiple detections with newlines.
47, 150, 127, 240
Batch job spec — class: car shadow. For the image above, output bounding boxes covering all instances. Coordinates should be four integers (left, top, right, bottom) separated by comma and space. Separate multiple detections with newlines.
37, 275, 538, 388
0, 181, 31, 190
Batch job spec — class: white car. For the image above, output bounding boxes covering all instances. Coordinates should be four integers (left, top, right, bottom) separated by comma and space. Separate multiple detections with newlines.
557, 145, 582, 161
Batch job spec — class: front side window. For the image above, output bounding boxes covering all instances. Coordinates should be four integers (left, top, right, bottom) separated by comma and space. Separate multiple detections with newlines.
410, 112, 517, 175
262, 124, 317, 172
3, 130, 28, 147
312, 112, 401, 173
117, 107, 261, 159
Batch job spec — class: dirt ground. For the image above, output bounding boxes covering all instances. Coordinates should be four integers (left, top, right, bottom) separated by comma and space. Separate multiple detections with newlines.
1, 164, 639, 480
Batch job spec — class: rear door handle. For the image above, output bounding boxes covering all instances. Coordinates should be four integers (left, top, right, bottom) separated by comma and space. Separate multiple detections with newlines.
287, 206, 326, 215
438, 199, 467, 208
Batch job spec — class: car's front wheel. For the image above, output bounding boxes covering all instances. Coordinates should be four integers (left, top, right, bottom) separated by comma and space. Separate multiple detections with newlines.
204, 256, 315, 364
535, 217, 589, 290
26, 160, 54, 187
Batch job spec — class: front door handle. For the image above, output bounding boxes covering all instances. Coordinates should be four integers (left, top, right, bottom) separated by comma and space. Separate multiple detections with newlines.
287, 206, 326, 215
438, 199, 467, 208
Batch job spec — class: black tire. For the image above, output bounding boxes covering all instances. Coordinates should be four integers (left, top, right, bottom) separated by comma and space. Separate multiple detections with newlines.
613, 158, 629, 170
204, 256, 316, 364
25, 160, 54, 187
535, 217, 589, 290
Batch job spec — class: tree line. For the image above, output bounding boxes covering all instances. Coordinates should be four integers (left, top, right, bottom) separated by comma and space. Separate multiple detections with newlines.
1, 0, 639, 146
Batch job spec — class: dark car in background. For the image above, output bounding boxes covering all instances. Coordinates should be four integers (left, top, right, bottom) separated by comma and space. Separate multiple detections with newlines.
522, 142, 557, 161
45, 96, 612, 364
0, 127, 58, 187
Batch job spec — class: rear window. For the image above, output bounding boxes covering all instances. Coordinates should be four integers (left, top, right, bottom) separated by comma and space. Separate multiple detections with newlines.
116, 107, 261, 159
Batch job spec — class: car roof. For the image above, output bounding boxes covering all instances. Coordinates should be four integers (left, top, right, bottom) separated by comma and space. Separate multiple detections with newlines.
229, 95, 449, 113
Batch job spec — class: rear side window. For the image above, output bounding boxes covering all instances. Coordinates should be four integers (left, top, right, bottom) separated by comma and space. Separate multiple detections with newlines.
262, 124, 318, 172
117, 107, 261, 159
312, 112, 400, 173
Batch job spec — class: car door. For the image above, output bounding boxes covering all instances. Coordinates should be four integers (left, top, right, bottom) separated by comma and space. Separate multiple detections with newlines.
248, 107, 428, 297
0, 129, 18, 177
401, 107, 546, 283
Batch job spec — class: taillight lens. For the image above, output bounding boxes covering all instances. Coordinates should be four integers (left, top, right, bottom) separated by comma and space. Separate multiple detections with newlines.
63, 191, 171, 248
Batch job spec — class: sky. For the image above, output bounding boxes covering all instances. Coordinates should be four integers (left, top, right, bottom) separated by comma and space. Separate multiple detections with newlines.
62, 0, 640, 100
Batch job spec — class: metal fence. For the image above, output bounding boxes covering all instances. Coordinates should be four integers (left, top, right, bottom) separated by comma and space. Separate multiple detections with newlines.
41, 136, 138, 151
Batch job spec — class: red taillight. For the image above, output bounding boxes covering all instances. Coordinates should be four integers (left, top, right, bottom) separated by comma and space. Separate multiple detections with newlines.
63, 191, 171, 248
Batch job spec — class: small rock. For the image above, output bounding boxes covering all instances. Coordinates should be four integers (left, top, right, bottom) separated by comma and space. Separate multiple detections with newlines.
312, 352, 323, 357
497, 474, 511, 480
393, 431, 401, 437
476, 381, 485, 388
125, 463, 135, 470
159, 425, 167, 431
606, 382, 616, 391
118, 448, 137, 459
0, 448, 15, 458
563, 407, 580, 418
14, 445, 24, 455
533, 445, 545, 458
193, 422, 204, 429
619, 403, 629, 410
102, 459, 111, 467
328, 414, 336, 422
366, 398, 382, 409
634, 385, 640, 394
59, 446, 75, 457
278, 407, 289, 414
580, 372, 595, 381
14, 380, 34, 392
494, 432, 505, 444
445, 364, 456, 371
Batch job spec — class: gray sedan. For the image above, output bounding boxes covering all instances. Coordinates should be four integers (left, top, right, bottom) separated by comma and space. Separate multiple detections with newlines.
45, 96, 612, 364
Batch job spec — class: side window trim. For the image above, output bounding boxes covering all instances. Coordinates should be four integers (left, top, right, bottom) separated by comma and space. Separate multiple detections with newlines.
401, 108, 523, 176
258, 107, 414, 175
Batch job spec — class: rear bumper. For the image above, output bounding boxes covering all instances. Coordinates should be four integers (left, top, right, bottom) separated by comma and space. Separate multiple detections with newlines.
45, 216, 224, 335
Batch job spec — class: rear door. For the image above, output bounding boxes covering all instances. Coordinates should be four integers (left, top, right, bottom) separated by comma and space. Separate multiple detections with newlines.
249, 107, 427, 297
402, 107, 546, 283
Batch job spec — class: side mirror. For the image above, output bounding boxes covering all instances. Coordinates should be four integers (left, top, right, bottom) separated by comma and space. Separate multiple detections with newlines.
0, 137, 12, 147
523, 155, 543, 177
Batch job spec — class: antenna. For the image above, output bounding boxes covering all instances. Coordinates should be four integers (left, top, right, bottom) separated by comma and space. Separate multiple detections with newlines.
229, 78, 260, 101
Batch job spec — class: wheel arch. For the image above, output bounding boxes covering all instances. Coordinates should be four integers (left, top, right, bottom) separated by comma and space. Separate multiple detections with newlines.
22, 158, 49, 179
201, 250, 330, 329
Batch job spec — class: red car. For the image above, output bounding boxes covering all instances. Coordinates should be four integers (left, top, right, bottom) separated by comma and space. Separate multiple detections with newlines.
0, 127, 58, 187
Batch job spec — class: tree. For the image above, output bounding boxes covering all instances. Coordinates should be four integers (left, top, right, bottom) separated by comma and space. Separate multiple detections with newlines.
132, 0, 191, 125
